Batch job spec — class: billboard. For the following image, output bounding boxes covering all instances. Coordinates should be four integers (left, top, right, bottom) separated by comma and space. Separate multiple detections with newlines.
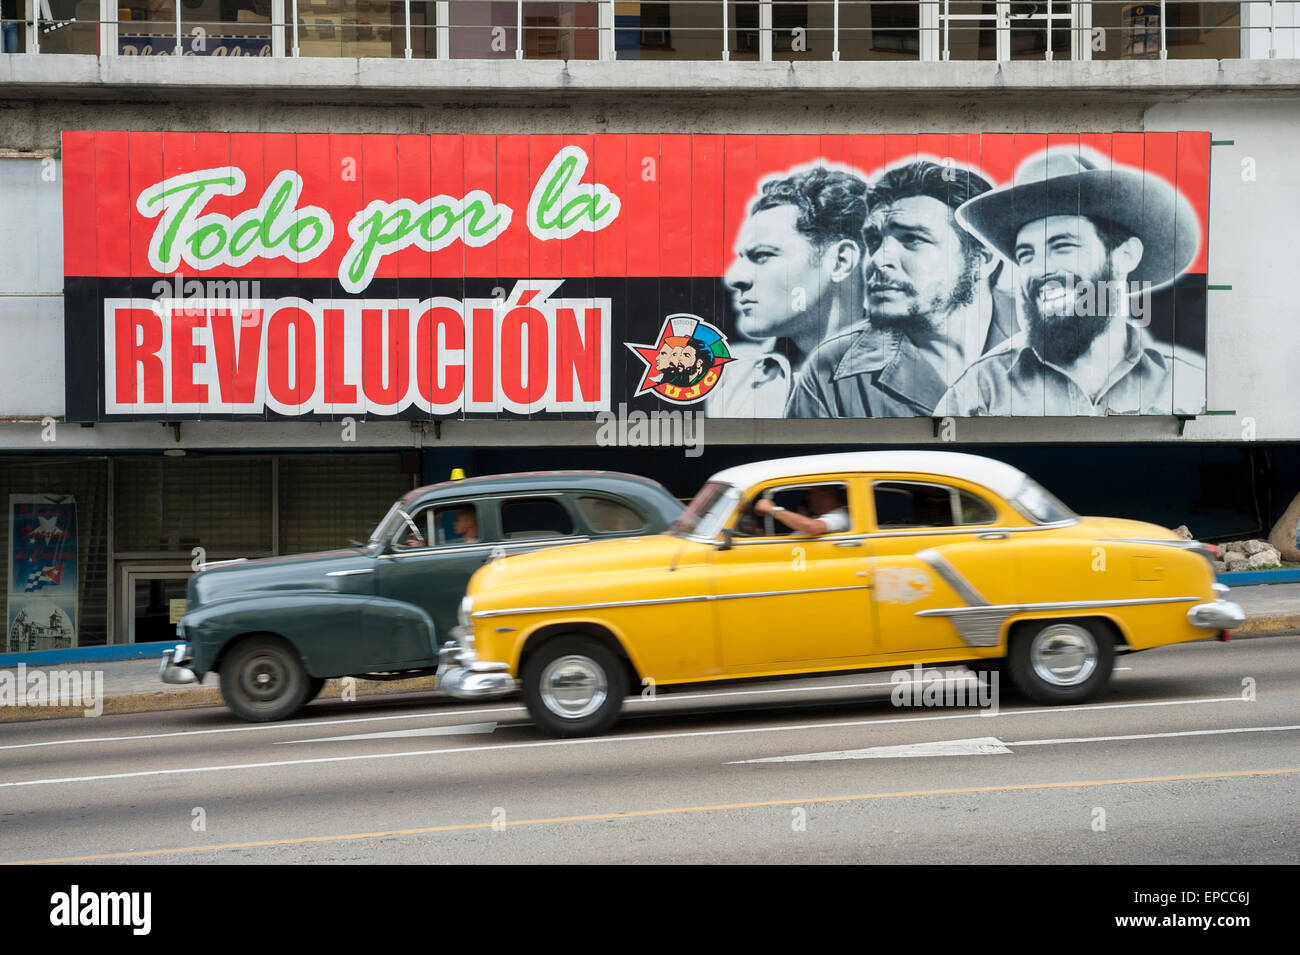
62, 131, 1210, 420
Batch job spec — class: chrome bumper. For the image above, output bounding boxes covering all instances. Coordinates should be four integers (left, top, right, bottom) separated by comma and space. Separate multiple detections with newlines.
436, 633, 516, 700
1187, 599, 1246, 631
160, 643, 198, 685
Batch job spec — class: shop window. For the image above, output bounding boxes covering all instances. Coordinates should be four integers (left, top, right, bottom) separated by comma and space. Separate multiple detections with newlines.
734, 3, 808, 53
449, 1, 600, 60
870, 3, 921, 55
279, 453, 411, 554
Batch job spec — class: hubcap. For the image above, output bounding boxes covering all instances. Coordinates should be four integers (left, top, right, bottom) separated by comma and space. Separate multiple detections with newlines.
240, 652, 288, 703
1030, 624, 1099, 687
539, 654, 608, 720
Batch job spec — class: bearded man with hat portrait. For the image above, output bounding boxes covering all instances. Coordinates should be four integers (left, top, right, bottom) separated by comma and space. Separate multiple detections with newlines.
936, 146, 1205, 416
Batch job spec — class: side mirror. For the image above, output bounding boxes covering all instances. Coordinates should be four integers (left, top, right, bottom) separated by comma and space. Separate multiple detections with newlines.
716, 527, 734, 551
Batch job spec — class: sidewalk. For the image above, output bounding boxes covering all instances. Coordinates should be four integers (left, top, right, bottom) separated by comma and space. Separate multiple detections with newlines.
2, 581, 1297, 724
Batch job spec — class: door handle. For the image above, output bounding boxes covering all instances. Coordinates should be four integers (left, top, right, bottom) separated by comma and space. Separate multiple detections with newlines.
978, 532, 1008, 540
327, 568, 374, 576
834, 540, 862, 548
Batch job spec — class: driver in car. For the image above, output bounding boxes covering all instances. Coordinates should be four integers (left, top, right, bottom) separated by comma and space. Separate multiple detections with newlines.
753, 485, 849, 536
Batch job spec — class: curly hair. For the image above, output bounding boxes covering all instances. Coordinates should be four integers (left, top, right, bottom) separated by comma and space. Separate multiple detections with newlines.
867, 160, 994, 259
751, 167, 869, 256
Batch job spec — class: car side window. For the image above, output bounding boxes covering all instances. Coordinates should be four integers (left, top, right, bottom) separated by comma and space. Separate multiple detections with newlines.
500, 497, 575, 540
872, 482, 997, 529
576, 496, 646, 534
737, 482, 852, 538
392, 502, 483, 549
432, 503, 483, 546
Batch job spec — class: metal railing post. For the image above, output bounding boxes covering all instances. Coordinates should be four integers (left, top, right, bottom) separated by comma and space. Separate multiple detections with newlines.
722, 0, 729, 61
175, 0, 181, 55
1270, 0, 1278, 58
1159, 0, 1167, 58
1045, 1, 1052, 60
404, 0, 412, 57
944, 0, 950, 60
516, 0, 523, 59
292, 0, 299, 56
606, 0, 615, 60
32, 0, 41, 52
834, 0, 840, 60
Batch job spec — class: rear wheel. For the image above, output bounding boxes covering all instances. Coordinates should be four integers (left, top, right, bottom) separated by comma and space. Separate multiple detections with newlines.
219, 635, 312, 722
522, 636, 627, 738
1007, 619, 1113, 704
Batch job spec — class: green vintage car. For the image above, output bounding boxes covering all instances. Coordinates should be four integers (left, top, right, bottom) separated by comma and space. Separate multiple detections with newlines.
161, 471, 683, 721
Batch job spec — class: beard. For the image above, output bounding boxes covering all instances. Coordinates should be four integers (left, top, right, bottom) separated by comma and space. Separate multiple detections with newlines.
1022, 261, 1118, 366
867, 250, 982, 336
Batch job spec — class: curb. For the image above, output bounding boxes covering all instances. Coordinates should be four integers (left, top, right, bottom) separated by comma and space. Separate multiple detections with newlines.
0, 674, 442, 724
1233, 612, 1300, 638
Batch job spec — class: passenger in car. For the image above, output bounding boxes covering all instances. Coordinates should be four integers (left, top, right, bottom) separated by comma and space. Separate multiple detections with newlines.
453, 506, 480, 544
754, 485, 849, 536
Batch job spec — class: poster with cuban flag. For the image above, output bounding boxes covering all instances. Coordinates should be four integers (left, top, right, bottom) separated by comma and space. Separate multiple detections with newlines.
7, 495, 79, 652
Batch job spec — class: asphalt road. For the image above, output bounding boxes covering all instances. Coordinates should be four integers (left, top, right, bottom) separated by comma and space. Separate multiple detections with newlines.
2, 635, 1297, 865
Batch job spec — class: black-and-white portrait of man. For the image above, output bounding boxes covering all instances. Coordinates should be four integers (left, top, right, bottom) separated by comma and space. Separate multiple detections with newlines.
786, 159, 1014, 418
706, 166, 869, 418
937, 148, 1205, 416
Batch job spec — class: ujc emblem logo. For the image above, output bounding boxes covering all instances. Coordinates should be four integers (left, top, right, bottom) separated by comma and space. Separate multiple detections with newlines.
626, 313, 733, 404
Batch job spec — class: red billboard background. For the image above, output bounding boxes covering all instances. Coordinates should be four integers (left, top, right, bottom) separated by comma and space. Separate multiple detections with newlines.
61, 131, 1211, 420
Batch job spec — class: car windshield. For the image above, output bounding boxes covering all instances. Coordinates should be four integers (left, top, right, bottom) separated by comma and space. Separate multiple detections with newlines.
671, 482, 739, 539
1013, 477, 1076, 524
369, 499, 411, 546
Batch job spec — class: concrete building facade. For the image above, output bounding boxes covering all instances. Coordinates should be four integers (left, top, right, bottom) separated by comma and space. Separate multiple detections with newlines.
2, 3, 1299, 649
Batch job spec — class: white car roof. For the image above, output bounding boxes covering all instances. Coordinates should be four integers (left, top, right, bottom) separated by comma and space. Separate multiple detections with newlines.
708, 452, 1030, 500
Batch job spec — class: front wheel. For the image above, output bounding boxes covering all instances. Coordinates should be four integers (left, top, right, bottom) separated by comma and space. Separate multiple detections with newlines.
522, 636, 627, 738
219, 635, 312, 722
1007, 619, 1114, 705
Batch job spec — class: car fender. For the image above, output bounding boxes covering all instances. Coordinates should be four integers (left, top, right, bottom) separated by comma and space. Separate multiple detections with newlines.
182, 592, 438, 679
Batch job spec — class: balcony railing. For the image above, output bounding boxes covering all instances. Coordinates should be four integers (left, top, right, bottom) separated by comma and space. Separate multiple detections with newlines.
1, 1, 1295, 61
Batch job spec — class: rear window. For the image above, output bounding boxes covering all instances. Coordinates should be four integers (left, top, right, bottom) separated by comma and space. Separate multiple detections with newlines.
1012, 478, 1075, 524
577, 497, 645, 534
499, 498, 575, 540
872, 481, 998, 529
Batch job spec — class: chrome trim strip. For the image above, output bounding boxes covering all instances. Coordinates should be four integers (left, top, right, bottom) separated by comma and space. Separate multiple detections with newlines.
1099, 538, 1201, 548
472, 584, 874, 619
858, 522, 1072, 539
326, 568, 374, 577
916, 549, 991, 606
709, 523, 1068, 548
915, 595, 1203, 619
730, 533, 863, 546
376, 536, 591, 560
475, 595, 711, 618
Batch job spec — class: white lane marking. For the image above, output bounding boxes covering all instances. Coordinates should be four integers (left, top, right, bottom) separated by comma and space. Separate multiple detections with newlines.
282, 722, 498, 744
0, 675, 973, 752
0, 696, 1246, 790
731, 723, 1300, 763
0, 704, 525, 752
734, 737, 1014, 762
1006, 724, 1300, 747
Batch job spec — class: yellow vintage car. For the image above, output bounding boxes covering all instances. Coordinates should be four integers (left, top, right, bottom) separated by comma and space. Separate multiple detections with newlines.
441, 451, 1243, 737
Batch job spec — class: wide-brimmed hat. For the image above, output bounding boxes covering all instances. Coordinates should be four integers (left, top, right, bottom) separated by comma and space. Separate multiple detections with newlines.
955, 147, 1201, 291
